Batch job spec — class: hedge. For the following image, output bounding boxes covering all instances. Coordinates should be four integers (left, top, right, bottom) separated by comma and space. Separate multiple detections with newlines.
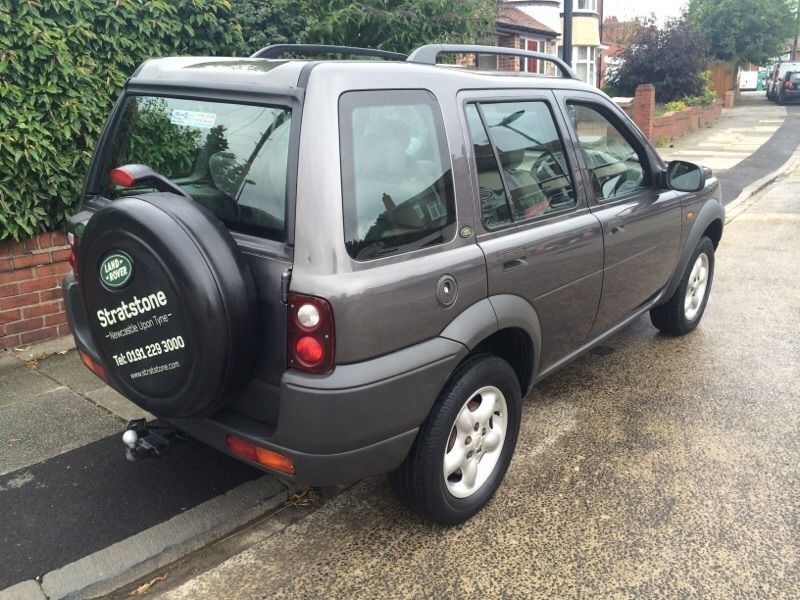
0, 0, 243, 240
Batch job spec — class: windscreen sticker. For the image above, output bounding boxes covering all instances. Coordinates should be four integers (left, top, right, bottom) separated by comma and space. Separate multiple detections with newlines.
170, 109, 217, 128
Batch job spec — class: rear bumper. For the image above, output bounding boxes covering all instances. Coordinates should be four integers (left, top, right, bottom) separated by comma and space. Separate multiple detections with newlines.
169, 337, 467, 486
781, 89, 800, 101
64, 273, 467, 486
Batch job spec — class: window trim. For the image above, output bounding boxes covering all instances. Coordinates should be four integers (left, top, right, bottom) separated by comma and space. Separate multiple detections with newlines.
563, 98, 654, 206
464, 97, 581, 232
337, 88, 458, 262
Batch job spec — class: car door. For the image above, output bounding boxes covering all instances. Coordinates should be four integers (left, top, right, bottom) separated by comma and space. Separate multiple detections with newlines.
461, 90, 604, 372
554, 91, 682, 335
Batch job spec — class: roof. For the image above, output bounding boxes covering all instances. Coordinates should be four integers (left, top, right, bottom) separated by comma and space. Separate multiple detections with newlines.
496, 4, 557, 37
132, 57, 308, 90
129, 54, 593, 94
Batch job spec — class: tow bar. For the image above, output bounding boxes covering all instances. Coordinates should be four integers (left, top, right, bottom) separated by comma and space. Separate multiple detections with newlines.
122, 418, 185, 461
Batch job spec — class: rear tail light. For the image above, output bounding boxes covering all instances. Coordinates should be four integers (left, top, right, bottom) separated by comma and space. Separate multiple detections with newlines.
225, 435, 295, 475
287, 293, 334, 373
785, 81, 793, 88
79, 349, 107, 381
68, 231, 78, 277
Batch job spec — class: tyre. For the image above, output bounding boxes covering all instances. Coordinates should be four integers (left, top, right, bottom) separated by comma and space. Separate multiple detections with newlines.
78, 193, 259, 417
650, 236, 715, 335
389, 355, 521, 525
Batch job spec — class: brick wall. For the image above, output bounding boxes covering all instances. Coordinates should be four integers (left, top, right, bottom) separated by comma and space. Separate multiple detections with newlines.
1, 232, 72, 348
650, 101, 723, 144
621, 84, 724, 144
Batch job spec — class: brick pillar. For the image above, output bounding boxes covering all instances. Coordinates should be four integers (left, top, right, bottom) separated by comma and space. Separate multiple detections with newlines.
632, 84, 655, 140
723, 90, 735, 109
497, 34, 520, 71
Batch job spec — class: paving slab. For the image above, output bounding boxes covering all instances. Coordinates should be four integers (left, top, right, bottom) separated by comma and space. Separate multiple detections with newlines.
0, 580, 45, 600
0, 358, 57, 408
34, 349, 105, 395
85, 386, 154, 422
0, 387, 119, 476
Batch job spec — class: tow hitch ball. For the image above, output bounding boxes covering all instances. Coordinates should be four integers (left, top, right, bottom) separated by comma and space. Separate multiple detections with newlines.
122, 419, 172, 461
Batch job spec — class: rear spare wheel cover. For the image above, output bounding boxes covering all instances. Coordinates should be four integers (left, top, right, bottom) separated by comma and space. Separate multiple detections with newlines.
78, 194, 258, 417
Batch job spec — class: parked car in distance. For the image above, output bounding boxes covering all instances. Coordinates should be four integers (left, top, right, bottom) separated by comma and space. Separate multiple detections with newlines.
767, 61, 800, 102
63, 44, 724, 525
776, 71, 800, 105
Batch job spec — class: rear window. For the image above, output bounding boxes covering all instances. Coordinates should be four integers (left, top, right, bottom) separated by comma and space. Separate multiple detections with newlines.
339, 90, 456, 261
789, 72, 800, 82
101, 96, 292, 241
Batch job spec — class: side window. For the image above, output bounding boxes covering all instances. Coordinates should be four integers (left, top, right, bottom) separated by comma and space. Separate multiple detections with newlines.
466, 100, 577, 229
339, 90, 456, 261
567, 102, 647, 201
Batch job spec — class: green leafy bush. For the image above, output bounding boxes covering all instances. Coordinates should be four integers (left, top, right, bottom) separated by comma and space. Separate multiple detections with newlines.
606, 17, 711, 104
663, 100, 689, 113
230, 0, 498, 56
0, 0, 242, 240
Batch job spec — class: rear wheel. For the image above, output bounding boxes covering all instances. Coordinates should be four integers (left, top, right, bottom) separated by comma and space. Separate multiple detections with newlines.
389, 355, 521, 525
650, 236, 715, 335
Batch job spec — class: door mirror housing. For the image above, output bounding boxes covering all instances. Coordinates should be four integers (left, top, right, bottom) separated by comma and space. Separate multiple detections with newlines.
664, 160, 705, 193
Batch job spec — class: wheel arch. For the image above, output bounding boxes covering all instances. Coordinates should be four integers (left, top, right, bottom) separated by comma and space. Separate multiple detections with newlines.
439, 295, 541, 396
662, 200, 724, 301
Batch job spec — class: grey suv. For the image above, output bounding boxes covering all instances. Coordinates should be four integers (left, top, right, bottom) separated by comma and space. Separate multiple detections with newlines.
64, 44, 723, 525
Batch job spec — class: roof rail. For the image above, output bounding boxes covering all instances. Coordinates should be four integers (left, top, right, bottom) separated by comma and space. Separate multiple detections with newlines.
251, 44, 407, 61
407, 44, 578, 79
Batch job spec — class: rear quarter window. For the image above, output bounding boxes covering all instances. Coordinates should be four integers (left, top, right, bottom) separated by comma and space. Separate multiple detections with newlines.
339, 90, 456, 261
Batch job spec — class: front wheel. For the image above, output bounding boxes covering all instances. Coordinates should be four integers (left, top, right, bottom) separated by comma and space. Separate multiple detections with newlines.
389, 355, 521, 525
650, 236, 715, 335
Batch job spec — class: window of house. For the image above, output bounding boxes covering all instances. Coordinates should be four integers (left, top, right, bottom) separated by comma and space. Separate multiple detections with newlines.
339, 90, 456, 260
567, 102, 647, 201
577, 0, 597, 11
522, 39, 541, 73
465, 100, 576, 229
573, 46, 597, 85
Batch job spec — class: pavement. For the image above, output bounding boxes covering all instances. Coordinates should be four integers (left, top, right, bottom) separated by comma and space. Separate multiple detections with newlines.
659, 91, 800, 204
0, 339, 289, 599
1, 91, 799, 599
154, 141, 800, 599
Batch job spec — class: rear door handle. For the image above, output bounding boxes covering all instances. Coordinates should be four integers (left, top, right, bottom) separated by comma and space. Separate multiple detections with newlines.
501, 247, 528, 272
608, 217, 625, 235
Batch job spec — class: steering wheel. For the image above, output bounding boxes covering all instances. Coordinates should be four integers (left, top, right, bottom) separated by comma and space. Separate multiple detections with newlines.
530, 150, 564, 181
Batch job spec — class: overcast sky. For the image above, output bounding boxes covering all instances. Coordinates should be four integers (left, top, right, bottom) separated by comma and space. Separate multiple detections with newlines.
604, 0, 688, 22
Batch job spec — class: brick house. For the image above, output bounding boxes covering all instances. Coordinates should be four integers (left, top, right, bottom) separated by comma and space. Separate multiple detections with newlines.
489, 3, 559, 74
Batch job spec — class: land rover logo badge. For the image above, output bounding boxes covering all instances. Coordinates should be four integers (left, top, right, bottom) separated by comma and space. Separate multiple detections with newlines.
100, 252, 133, 289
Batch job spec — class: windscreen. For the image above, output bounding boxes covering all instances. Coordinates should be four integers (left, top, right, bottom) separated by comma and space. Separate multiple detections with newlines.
101, 96, 292, 240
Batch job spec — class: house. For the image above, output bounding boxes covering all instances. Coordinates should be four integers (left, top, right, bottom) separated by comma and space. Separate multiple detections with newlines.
501, 0, 605, 86
490, 3, 559, 74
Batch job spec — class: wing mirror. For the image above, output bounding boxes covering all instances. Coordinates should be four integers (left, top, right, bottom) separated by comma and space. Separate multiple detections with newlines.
664, 160, 705, 193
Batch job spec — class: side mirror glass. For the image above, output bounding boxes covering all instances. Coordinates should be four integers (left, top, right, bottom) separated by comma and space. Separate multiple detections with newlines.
666, 160, 705, 192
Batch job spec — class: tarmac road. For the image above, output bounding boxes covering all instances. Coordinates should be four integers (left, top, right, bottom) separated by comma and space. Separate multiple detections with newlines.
158, 165, 800, 598
716, 96, 800, 203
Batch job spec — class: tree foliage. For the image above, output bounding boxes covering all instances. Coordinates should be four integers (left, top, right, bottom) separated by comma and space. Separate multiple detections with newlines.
230, 0, 498, 56
0, 0, 242, 240
687, 0, 797, 65
606, 17, 711, 103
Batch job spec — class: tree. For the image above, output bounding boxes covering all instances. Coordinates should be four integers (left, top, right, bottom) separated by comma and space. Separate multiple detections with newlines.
606, 17, 711, 103
230, 0, 498, 56
687, 0, 796, 66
